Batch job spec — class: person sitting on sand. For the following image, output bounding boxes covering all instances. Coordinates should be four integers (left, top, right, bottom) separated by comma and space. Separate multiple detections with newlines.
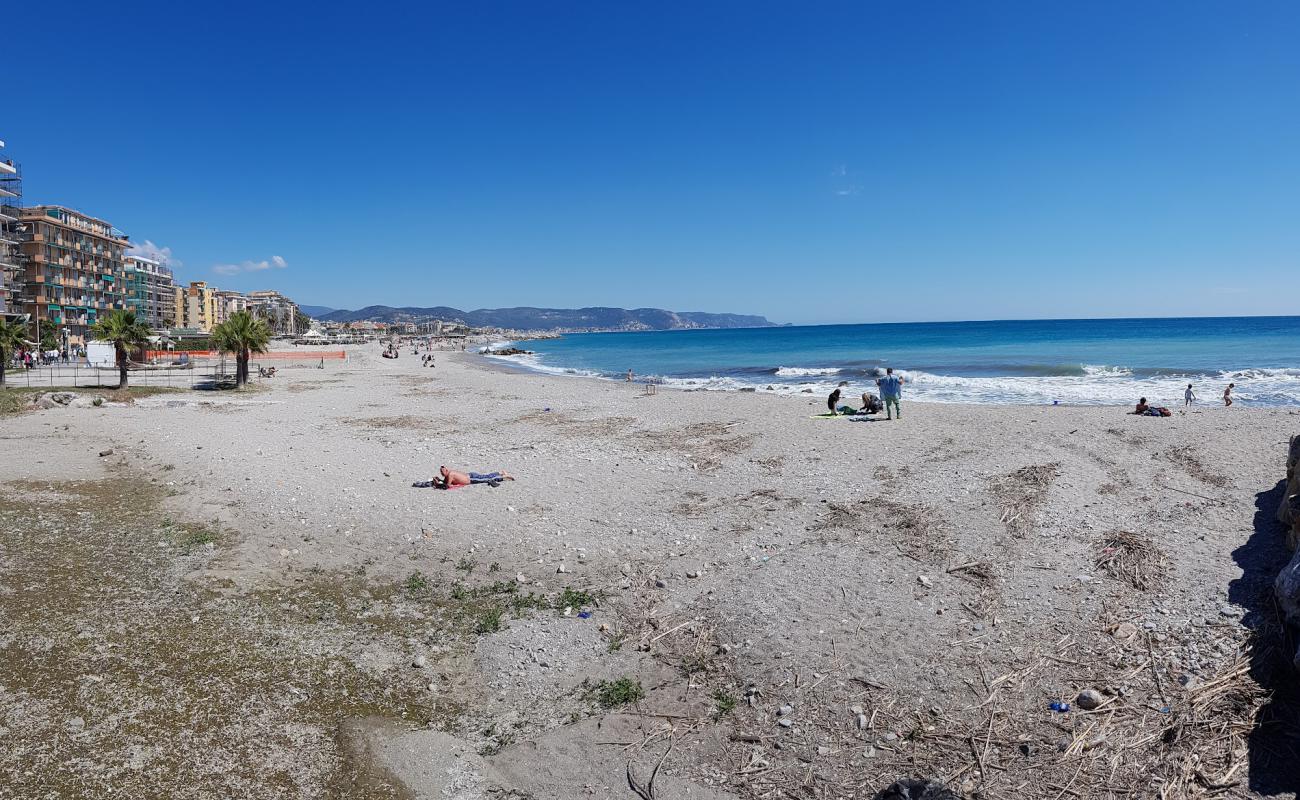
432, 465, 515, 489
860, 392, 883, 415
827, 388, 842, 415
1134, 397, 1150, 415
1224, 383, 1235, 407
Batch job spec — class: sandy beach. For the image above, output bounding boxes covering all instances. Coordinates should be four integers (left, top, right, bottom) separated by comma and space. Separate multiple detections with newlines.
2, 346, 1298, 799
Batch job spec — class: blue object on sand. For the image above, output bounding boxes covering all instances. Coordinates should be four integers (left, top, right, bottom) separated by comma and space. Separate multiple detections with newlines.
577, 610, 592, 619
1049, 701, 1070, 712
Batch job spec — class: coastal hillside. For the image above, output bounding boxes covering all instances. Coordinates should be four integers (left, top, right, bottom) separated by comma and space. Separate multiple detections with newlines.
314, 304, 777, 331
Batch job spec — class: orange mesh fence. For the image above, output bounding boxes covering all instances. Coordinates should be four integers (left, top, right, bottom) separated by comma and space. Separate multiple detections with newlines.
146, 350, 346, 360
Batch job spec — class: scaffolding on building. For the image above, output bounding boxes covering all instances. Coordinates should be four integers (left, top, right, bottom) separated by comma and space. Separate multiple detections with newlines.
0, 139, 25, 325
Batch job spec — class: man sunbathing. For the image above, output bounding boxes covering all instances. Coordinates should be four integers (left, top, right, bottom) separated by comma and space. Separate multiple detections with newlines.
432, 465, 515, 488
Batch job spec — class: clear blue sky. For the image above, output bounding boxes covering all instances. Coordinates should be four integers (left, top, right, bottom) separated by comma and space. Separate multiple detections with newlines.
6, 1, 1298, 325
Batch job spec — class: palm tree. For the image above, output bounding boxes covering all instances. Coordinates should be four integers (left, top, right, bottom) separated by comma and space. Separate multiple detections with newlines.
0, 316, 30, 386
91, 310, 152, 389
210, 311, 271, 388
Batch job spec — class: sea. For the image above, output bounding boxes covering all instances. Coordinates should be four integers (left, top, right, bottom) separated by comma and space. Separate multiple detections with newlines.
485, 316, 1300, 407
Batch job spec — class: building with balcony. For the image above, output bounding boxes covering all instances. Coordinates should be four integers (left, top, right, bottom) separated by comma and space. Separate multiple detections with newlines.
215, 289, 248, 326
246, 289, 301, 335
124, 254, 176, 330
174, 280, 219, 332
0, 140, 23, 322
16, 205, 129, 348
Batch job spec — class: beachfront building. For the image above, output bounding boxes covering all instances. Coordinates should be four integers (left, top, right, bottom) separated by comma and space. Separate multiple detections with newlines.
246, 289, 300, 335
16, 205, 129, 349
174, 280, 219, 332
215, 289, 248, 326
0, 140, 23, 322
123, 254, 176, 330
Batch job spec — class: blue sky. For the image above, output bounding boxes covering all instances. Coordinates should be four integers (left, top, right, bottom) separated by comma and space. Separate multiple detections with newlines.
5, 1, 1298, 325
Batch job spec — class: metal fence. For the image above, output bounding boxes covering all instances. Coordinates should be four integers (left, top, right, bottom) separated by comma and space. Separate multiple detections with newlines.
4, 362, 237, 390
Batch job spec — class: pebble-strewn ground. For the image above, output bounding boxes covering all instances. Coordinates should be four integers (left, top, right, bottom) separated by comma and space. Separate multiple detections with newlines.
1, 347, 1297, 799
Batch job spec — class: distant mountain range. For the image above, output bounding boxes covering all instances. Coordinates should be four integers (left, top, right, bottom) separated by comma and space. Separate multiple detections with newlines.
303, 305, 777, 331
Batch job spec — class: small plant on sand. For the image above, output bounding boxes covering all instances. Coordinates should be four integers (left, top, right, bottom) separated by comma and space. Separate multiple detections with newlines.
474, 606, 504, 635
488, 562, 501, 574
593, 677, 645, 708
510, 592, 550, 616
712, 689, 738, 719
174, 525, 217, 552
606, 636, 625, 653
403, 572, 430, 596
558, 587, 597, 610
455, 556, 477, 575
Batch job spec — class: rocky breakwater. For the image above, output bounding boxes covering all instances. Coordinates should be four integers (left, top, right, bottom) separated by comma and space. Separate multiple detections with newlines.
1275, 434, 1300, 669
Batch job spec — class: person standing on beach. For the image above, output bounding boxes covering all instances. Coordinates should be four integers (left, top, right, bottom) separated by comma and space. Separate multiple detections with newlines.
626, 368, 634, 382
1184, 384, 1196, 407
877, 368, 905, 420
1224, 383, 1235, 407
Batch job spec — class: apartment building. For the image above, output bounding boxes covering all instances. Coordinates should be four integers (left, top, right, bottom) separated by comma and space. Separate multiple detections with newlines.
246, 289, 301, 335
0, 140, 22, 321
174, 280, 219, 332
17, 205, 129, 348
124, 254, 176, 330
214, 289, 248, 326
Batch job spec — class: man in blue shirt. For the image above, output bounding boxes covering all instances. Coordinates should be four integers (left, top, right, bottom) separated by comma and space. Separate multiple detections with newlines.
876, 367, 905, 420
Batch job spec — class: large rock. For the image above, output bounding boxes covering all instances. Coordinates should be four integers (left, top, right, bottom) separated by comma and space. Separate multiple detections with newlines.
1275, 434, 1300, 671
1278, 435, 1300, 551
1278, 552, 1300, 671
34, 391, 78, 409
873, 779, 961, 800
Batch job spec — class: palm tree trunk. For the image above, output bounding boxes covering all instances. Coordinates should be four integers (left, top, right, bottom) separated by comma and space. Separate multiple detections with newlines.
117, 345, 128, 389
236, 352, 248, 387
0, 354, 6, 386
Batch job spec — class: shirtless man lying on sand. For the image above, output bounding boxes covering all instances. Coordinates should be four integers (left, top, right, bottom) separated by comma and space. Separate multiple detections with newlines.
432, 465, 515, 489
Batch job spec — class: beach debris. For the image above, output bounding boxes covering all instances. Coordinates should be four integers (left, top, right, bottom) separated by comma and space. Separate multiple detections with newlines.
1075, 689, 1105, 710
411, 654, 427, 669
917, 575, 933, 588
1110, 622, 1139, 640
515, 572, 529, 584
1094, 530, 1168, 590
556, 562, 567, 574
98, 449, 114, 457
1048, 701, 1070, 712
777, 704, 793, 717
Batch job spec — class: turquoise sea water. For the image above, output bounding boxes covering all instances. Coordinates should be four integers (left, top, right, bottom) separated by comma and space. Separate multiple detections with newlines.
489, 316, 1300, 406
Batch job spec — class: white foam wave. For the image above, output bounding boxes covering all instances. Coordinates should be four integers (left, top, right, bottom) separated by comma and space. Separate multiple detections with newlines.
490, 351, 1300, 406
774, 366, 841, 377
1082, 364, 1133, 377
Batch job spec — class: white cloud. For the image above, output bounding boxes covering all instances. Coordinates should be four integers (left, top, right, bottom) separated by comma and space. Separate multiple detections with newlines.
127, 239, 181, 267
213, 255, 288, 276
